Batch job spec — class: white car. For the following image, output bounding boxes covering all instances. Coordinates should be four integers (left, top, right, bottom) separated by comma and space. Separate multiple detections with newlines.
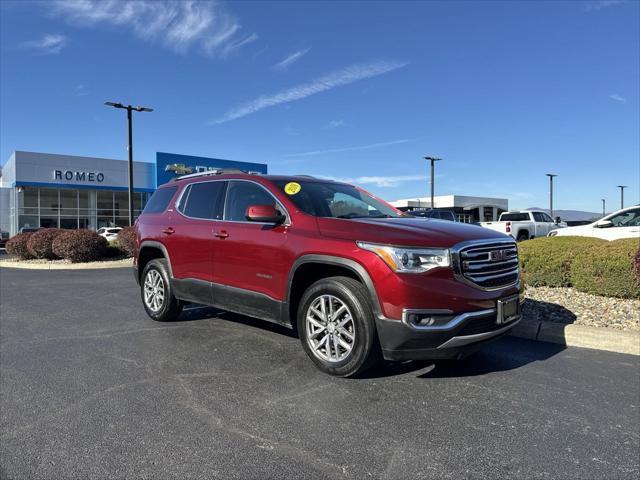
97, 227, 122, 241
479, 210, 561, 241
548, 205, 640, 240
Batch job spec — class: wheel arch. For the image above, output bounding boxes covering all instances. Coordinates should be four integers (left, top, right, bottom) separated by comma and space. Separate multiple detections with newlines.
285, 255, 383, 327
138, 241, 172, 281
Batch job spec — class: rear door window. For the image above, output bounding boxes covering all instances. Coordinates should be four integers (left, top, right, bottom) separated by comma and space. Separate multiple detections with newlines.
143, 187, 178, 214
179, 181, 226, 220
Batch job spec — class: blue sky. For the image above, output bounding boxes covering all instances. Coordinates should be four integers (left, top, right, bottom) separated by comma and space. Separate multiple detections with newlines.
1, 0, 638, 212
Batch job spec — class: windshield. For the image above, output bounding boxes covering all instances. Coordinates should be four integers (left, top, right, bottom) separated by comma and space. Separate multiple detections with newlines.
273, 180, 406, 219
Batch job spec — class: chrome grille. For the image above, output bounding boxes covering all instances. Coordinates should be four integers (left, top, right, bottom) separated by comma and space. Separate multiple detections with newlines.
456, 241, 519, 289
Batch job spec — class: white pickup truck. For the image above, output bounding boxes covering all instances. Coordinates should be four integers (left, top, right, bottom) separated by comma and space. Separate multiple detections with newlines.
479, 210, 561, 241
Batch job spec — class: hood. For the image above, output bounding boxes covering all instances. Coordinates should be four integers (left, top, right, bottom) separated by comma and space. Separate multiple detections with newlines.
316, 217, 510, 248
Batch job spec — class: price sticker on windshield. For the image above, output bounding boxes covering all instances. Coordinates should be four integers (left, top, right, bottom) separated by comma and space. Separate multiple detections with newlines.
284, 182, 301, 195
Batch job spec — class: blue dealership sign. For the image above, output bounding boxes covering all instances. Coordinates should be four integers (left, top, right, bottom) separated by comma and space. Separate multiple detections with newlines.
155, 152, 268, 187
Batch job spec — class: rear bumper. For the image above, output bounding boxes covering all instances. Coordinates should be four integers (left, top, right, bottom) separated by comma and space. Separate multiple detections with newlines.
375, 309, 520, 361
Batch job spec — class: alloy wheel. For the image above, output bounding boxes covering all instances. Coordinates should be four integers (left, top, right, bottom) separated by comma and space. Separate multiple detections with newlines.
305, 294, 355, 362
143, 269, 165, 312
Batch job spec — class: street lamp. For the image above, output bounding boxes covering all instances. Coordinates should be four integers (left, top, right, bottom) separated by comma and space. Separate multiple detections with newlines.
424, 156, 442, 209
617, 185, 627, 209
601, 198, 606, 217
104, 101, 154, 226
546, 174, 557, 220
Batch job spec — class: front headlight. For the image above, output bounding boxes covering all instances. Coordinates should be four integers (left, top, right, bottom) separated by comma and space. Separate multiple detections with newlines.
357, 242, 450, 273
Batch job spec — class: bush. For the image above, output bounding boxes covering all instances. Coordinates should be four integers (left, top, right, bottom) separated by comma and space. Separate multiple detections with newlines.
570, 238, 640, 299
116, 226, 136, 257
52, 229, 108, 263
5, 233, 35, 260
518, 236, 606, 287
634, 248, 640, 284
26, 228, 64, 259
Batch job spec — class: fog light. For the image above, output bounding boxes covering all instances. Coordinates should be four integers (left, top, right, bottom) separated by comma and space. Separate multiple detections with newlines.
406, 313, 455, 328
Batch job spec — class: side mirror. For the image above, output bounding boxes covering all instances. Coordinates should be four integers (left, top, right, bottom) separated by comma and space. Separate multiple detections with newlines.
595, 219, 613, 229
245, 205, 286, 224
554, 216, 561, 224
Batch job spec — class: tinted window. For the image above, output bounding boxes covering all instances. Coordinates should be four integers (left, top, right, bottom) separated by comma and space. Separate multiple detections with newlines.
501, 213, 530, 222
608, 208, 640, 227
143, 187, 177, 214
273, 180, 404, 218
180, 181, 225, 220
532, 212, 545, 222
224, 181, 283, 221
542, 213, 554, 223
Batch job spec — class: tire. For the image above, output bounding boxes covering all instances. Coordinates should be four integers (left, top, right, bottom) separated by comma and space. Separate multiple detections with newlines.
140, 258, 183, 322
297, 276, 380, 377
516, 231, 529, 242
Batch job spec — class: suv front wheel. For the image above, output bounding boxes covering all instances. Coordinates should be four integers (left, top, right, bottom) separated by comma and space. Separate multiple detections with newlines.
140, 259, 183, 322
297, 276, 380, 377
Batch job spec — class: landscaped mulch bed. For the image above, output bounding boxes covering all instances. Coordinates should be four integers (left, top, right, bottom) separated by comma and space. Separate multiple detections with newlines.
524, 286, 639, 331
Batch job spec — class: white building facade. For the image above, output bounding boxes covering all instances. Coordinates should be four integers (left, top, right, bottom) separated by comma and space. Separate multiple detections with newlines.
390, 195, 509, 223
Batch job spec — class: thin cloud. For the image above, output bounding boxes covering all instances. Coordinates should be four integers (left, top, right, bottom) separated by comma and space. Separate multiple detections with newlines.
323, 119, 346, 129
287, 139, 413, 157
323, 174, 427, 188
608, 93, 627, 103
74, 84, 89, 97
212, 60, 408, 124
273, 48, 311, 70
584, 0, 625, 12
48, 0, 257, 58
22, 34, 68, 54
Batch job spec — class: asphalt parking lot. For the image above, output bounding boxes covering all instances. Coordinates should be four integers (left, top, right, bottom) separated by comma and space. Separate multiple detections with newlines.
1, 267, 638, 479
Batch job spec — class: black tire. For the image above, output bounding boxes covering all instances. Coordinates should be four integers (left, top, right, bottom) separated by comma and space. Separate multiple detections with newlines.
140, 258, 183, 322
516, 231, 529, 242
297, 276, 380, 377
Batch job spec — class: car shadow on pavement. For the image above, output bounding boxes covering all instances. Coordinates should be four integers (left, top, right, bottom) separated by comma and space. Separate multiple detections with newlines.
178, 304, 299, 338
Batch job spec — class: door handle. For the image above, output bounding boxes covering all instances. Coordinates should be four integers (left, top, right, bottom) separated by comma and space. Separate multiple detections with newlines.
162, 227, 175, 235
214, 230, 229, 239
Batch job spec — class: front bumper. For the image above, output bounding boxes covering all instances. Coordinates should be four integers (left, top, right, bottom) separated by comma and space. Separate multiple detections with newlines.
375, 307, 521, 361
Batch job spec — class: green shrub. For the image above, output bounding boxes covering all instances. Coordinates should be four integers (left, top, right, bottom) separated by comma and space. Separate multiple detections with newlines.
518, 236, 606, 287
570, 238, 640, 299
5, 233, 35, 260
52, 229, 108, 263
115, 226, 136, 257
26, 228, 64, 259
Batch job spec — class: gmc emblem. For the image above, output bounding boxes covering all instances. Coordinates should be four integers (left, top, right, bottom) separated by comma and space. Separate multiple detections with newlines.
490, 250, 509, 262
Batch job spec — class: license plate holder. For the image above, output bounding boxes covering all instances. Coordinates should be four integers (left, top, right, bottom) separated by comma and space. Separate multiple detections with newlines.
497, 295, 520, 325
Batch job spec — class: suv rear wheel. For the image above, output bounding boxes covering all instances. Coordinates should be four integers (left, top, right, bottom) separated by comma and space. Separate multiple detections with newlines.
141, 259, 183, 322
297, 276, 380, 377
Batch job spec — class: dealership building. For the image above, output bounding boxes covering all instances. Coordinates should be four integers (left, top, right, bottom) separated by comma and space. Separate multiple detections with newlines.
0, 151, 267, 235
390, 195, 509, 223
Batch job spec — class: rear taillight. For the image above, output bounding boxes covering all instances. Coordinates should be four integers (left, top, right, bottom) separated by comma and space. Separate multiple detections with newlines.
506, 221, 511, 233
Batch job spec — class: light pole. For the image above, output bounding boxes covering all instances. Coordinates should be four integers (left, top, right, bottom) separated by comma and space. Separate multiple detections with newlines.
546, 174, 557, 220
424, 156, 442, 209
601, 198, 605, 217
104, 102, 153, 226
617, 185, 627, 209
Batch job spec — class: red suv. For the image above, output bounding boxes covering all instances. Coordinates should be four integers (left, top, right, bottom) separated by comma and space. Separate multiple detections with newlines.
134, 171, 522, 376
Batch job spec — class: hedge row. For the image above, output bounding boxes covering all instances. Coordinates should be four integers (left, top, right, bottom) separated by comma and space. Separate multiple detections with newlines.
519, 236, 640, 299
5, 228, 135, 263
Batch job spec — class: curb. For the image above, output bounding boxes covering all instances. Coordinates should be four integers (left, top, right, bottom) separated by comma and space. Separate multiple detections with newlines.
0, 260, 133, 270
510, 318, 640, 356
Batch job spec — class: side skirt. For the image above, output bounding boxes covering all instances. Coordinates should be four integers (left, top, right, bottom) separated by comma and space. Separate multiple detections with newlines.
172, 278, 291, 328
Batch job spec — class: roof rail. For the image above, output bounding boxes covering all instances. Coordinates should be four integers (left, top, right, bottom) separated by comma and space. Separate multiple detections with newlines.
172, 168, 247, 181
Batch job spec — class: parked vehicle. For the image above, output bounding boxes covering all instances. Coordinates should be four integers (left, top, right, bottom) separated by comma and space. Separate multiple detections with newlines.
19, 227, 42, 233
408, 209, 457, 221
98, 227, 122, 241
0, 230, 9, 249
479, 210, 560, 241
548, 205, 640, 240
134, 171, 522, 377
